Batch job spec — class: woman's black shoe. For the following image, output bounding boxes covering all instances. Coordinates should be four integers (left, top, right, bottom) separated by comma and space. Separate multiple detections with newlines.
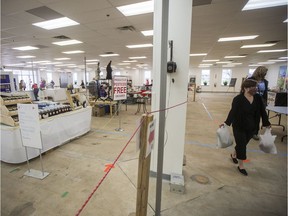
237, 166, 248, 176
230, 154, 238, 164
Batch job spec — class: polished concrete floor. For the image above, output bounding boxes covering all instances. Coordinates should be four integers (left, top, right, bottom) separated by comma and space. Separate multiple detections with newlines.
1, 93, 287, 216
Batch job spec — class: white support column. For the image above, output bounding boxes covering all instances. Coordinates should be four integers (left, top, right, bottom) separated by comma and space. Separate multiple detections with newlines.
151, 0, 193, 177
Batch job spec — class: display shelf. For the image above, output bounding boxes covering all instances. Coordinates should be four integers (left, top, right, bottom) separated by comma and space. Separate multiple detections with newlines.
0, 93, 32, 126
66, 90, 83, 110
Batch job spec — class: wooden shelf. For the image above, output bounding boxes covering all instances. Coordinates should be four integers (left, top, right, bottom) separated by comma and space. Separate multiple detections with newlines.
0, 94, 32, 127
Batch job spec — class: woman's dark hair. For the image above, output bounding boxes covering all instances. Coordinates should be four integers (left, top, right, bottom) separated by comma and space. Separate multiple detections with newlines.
240, 79, 258, 93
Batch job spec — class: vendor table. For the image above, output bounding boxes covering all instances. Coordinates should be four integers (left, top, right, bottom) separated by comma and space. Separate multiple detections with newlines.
266, 106, 288, 141
0, 106, 92, 164
94, 100, 117, 117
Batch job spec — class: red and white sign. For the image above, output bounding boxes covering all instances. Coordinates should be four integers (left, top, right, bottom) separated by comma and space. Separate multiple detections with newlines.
112, 76, 127, 101
146, 119, 156, 158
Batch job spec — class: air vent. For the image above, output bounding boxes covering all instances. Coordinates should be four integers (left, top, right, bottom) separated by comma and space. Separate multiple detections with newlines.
53, 35, 71, 40
193, 0, 212, 7
26, 6, 63, 20
265, 40, 280, 44
35, 45, 49, 49
117, 25, 136, 31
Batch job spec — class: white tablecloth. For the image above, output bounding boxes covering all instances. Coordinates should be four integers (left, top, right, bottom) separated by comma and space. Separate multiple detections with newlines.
0, 106, 92, 164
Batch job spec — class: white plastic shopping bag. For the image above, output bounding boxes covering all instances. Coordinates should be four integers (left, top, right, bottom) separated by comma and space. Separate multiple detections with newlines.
216, 124, 233, 148
259, 128, 277, 154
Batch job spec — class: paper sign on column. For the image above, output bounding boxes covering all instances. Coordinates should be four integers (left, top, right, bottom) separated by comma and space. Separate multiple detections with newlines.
17, 104, 42, 149
146, 119, 156, 158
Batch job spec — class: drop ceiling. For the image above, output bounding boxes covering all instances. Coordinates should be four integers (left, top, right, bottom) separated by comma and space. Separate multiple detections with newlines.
1, 0, 287, 72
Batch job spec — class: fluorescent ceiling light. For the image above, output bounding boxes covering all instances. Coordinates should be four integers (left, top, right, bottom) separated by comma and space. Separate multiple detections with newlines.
241, 43, 276, 48
258, 62, 275, 64
224, 56, 246, 58
99, 53, 119, 57
199, 64, 213, 66
218, 35, 258, 42
129, 56, 147, 59
57, 64, 76, 66
216, 61, 231, 64
284, 19, 288, 23
257, 49, 287, 53
27, 60, 50, 64
242, 0, 288, 11
249, 64, 261, 67
52, 40, 82, 46
118, 63, 131, 65
190, 53, 207, 56
86, 62, 99, 65
117, 1, 153, 16
279, 57, 288, 59
126, 44, 153, 48
32, 17, 79, 30
54, 58, 70, 60
13, 46, 39, 51
198, 65, 210, 68
268, 59, 287, 62
16, 55, 35, 58
86, 59, 99, 62
123, 60, 137, 63
5, 63, 25, 66
141, 30, 153, 36
202, 59, 219, 62
62, 50, 84, 54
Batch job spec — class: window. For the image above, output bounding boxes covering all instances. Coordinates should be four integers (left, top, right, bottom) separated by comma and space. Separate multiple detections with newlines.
73, 72, 77, 84
248, 68, 255, 77
144, 70, 151, 84
201, 69, 210, 85
221, 69, 232, 85
47, 73, 52, 83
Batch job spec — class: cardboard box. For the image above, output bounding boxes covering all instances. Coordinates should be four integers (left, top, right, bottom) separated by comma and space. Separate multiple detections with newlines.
93, 106, 105, 117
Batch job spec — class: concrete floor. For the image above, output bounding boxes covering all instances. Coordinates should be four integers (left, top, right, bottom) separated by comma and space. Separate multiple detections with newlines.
1, 93, 287, 216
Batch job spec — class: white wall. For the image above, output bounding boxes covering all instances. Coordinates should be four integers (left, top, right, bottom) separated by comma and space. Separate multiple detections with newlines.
188, 63, 287, 92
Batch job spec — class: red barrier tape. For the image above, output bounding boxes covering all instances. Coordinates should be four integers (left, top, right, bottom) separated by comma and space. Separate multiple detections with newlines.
75, 100, 187, 215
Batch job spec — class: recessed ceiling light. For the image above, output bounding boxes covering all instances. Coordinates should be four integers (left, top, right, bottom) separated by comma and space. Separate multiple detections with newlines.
52, 40, 82, 46
202, 59, 219, 62
224, 56, 246, 58
258, 62, 276, 64
141, 30, 153, 36
190, 53, 207, 56
218, 35, 258, 42
54, 58, 71, 60
13, 46, 39, 51
128, 56, 147, 59
32, 17, 79, 30
216, 61, 231, 64
118, 63, 131, 65
62, 50, 84, 54
268, 59, 287, 62
123, 60, 137, 63
16, 55, 36, 58
242, 0, 287, 11
129, 56, 147, 59
86, 59, 99, 62
257, 49, 287, 53
199, 64, 213, 66
117, 1, 154, 16
126, 44, 153, 48
99, 53, 119, 57
241, 43, 276, 48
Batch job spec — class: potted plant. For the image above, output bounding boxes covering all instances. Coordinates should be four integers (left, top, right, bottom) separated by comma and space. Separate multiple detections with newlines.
223, 81, 228, 86
203, 81, 207, 86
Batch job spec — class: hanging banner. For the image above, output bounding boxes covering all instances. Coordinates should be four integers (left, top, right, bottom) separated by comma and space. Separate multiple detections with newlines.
112, 76, 127, 101
18, 104, 42, 149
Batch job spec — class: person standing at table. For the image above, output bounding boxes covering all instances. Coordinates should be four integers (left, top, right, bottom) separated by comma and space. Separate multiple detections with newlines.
221, 79, 271, 176
249, 66, 269, 140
